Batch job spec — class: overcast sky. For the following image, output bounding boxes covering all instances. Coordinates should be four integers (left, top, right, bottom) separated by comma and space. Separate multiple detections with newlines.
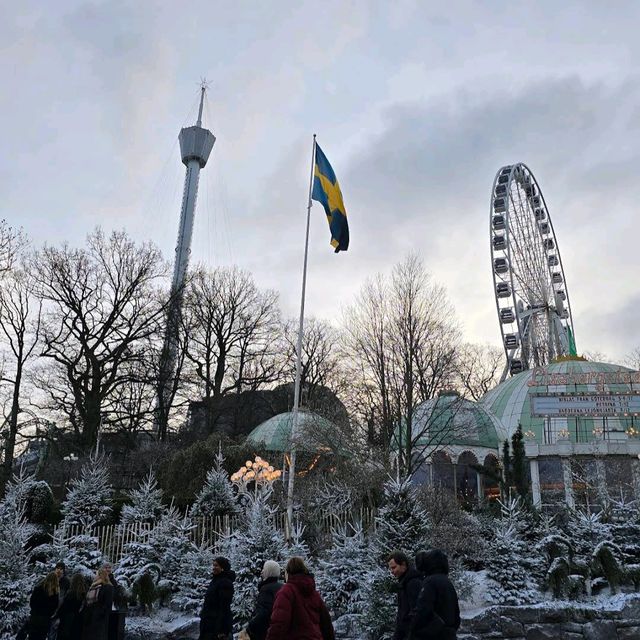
1, 1, 639, 362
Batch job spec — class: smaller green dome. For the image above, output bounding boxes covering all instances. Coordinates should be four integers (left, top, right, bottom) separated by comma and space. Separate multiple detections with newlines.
393, 392, 505, 451
246, 411, 340, 453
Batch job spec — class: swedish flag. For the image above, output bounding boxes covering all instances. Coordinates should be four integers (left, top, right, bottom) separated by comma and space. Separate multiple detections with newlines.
312, 143, 349, 252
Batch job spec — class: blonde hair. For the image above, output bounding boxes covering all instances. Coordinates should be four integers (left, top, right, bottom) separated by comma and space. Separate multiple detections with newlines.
42, 572, 60, 596
92, 567, 110, 586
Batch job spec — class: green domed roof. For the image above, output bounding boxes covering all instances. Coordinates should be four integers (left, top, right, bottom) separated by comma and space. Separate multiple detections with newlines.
393, 392, 506, 451
246, 411, 341, 453
482, 360, 637, 443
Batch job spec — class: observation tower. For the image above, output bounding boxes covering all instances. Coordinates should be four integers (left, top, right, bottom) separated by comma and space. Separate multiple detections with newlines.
156, 85, 216, 439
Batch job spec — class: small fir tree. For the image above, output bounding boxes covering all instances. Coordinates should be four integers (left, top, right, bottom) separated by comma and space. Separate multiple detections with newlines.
316, 524, 372, 618
220, 491, 286, 626
61, 454, 112, 528
0, 484, 34, 637
486, 522, 538, 605
372, 476, 429, 559
511, 425, 528, 501
190, 449, 239, 519
364, 476, 430, 639
148, 506, 195, 595
171, 543, 214, 613
502, 439, 512, 493
121, 472, 164, 525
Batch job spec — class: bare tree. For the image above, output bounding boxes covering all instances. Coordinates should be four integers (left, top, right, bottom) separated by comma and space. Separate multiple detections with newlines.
454, 343, 504, 400
0, 220, 26, 275
182, 266, 282, 433
624, 347, 640, 371
282, 317, 345, 408
31, 229, 167, 450
0, 268, 42, 492
342, 254, 460, 478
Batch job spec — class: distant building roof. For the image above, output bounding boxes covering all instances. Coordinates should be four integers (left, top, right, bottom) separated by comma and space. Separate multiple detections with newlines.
246, 410, 342, 453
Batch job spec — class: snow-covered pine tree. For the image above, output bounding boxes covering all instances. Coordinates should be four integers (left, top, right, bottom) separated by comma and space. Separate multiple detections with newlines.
113, 531, 156, 594
171, 543, 214, 614
147, 505, 195, 595
0, 482, 34, 638
121, 472, 164, 526
220, 491, 286, 626
190, 448, 239, 519
372, 475, 429, 560
61, 454, 112, 528
363, 476, 430, 640
563, 509, 612, 595
486, 521, 537, 605
316, 523, 372, 618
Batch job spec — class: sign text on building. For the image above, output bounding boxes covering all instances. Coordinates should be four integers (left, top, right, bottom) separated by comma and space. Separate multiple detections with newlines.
530, 393, 640, 418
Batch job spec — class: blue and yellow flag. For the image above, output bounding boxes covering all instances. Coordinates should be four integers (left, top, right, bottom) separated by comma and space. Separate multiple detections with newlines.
312, 143, 349, 252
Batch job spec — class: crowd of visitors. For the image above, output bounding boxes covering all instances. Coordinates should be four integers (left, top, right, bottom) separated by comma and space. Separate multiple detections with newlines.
197, 548, 459, 640
19, 548, 459, 640
20, 562, 126, 640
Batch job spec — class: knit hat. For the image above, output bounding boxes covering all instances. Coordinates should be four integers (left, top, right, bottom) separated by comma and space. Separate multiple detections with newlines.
261, 560, 281, 580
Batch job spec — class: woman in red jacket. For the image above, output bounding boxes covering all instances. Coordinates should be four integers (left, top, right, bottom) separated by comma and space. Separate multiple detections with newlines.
265, 557, 334, 640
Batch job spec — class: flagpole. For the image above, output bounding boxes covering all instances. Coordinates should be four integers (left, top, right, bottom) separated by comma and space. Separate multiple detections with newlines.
286, 134, 317, 535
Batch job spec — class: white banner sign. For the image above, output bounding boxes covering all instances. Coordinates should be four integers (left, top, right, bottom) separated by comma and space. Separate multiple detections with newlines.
530, 393, 640, 417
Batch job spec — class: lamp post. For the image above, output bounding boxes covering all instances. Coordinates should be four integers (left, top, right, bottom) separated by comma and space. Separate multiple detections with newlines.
231, 456, 281, 499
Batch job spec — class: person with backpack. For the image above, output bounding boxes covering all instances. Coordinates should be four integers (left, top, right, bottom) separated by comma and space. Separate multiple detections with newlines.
81, 568, 113, 640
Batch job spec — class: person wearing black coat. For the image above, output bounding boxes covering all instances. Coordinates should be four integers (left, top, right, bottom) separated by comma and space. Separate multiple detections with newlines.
28, 573, 60, 640
409, 550, 460, 640
246, 560, 283, 640
81, 568, 114, 640
388, 551, 423, 640
56, 573, 87, 640
199, 556, 235, 640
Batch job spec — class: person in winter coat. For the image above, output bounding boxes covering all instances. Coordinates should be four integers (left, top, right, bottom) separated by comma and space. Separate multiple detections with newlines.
244, 560, 283, 640
28, 572, 60, 640
102, 562, 126, 640
55, 562, 71, 597
56, 573, 87, 640
199, 556, 235, 640
388, 551, 423, 640
265, 557, 334, 640
81, 567, 114, 640
409, 550, 460, 640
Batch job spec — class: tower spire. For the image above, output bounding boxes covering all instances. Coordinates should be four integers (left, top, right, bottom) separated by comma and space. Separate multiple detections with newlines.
196, 81, 206, 127
155, 85, 216, 440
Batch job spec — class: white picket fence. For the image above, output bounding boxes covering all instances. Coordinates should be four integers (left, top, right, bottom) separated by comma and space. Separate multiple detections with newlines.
55, 507, 377, 562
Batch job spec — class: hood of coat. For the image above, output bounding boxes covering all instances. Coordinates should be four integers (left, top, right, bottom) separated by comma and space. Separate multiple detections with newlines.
286, 573, 316, 596
415, 549, 449, 576
214, 569, 236, 583
400, 566, 423, 586
259, 576, 280, 590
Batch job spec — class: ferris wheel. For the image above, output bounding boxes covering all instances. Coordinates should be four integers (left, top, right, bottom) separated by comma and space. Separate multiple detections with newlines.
490, 163, 576, 381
